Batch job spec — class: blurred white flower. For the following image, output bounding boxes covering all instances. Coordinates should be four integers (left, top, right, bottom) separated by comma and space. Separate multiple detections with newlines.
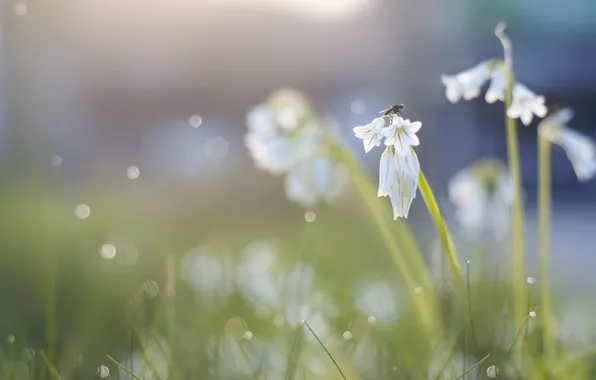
506, 83, 547, 126
377, 147, 420, 219
284, 155, 348, 207
449, 159, 513, 240
353, 117, 386, 153
538, 108, 596, 182
246, 89, 347, 207
382, 117, 422, 156
441, 63, 490, 103
181, 250, 235, 307
353, 282, 399, 326
485, 66, 505, 103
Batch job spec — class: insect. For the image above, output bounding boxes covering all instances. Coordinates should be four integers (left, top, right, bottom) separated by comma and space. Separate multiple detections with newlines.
379, 104, 405, 117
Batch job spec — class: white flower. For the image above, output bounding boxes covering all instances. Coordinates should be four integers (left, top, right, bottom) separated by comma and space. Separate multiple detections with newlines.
377, 147, 396, 197
382, 117, 422, 156
284, 155, 348, 207
448, 159, 513, 240
506, 83, 547, 126
539, 108, 596, 182
389, 150, 420, 219
441, 63, 490, 103
485, 66, 505, 103
353, 117, 386, 153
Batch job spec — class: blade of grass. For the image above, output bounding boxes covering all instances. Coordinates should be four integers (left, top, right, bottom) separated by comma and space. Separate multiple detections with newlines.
418, 171, 466, 301
454, 353, 490, 380
303, 320, 347, 380
538, 136, 554, 361
106, 354, 143, 380
495, 22, 526, 333
40, 350, 62, 380
284, 327, 304, 380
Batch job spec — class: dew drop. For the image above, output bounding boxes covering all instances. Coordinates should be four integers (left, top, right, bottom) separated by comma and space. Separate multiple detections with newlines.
97, 365, 109, 378
51, 155, 62, 167
486, 365, 499, 378
350, 100, 366, 115
6, 334, 15, 344
529, 310, 537, 318
304, 211, 316, 223
526, 276, 536, 285
127, 166, 140, 180
100, 244, 116, 260
243, 331, 253, 340
342, 331, 352, 340
189, 114, 203, 128
74, 204, 91, 220
367, 316, 376, 324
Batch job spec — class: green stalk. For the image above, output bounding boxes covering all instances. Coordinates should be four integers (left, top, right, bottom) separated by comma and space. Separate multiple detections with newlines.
418, 171, 465, 300
538, 136, 554, 360
331, 142, 437, 335
495, 22, 526, 330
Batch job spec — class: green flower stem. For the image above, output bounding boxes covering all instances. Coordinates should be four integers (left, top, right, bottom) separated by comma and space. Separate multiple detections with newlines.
331, 141, 438, 335
417, 171, 466, 300
496, 22, 527, 331
538, 136, 554, 360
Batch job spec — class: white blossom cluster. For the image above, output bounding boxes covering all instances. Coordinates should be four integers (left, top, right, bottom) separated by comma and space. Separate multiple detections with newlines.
538, 108, 596, 182
353, 113, 422, 219
441, 62, 547, 126
448, 159, 514, 241
245, 89, 347, 207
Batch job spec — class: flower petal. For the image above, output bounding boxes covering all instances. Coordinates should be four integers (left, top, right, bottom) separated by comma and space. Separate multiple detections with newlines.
407, 121, 422, 134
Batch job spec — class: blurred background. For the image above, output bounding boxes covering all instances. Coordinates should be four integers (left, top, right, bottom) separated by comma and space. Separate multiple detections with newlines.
1, 0, 596, 378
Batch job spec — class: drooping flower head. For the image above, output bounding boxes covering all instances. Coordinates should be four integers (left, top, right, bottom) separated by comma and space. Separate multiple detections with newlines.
448, 159, 513, 241
506, 84, 547, 126
538, 108, 596, 182
441, 62, 491, 103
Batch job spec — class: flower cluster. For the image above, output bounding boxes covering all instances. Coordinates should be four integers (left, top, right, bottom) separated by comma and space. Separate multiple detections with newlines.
441, 23, 548, 127
448, 159, 514, 241
538, 108, 596, 182
245, 89, 347, 207
353, 113, 422, 219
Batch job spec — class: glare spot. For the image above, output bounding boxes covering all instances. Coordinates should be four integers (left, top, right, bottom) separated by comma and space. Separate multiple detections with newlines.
204, 136, 229, 162
13, 2, 27, 16
189, 114, 203, 128
97, 365, 109, 378
486, 365, 499, 378
127, 166, 140, 180
51, 155, 62, 167
142, 280, 160, 298
243, 331, 253, 340
99, 244, 116, 260
304, 211, 316, 222
273, 314, 285, 327
6, 334, 15, 344
342, 331, 352, 340
529, 310, 537, 318
350, 100, 366, 115
526, 276, 536, 285
74, 204, 91, 220
414, 286, 423, 294
367, 316, 376, 324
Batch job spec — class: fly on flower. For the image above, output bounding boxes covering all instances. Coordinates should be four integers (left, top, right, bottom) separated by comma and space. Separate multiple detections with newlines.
379, 104, 405, 117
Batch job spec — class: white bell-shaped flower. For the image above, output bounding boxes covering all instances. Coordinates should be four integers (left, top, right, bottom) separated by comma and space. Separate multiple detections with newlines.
382, 117, 422, 156
353, 117, 386, 153
506, 83, 547, 126
441, 62, 491, 103
485, 66, 506, 103
538, 108, 596, 182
